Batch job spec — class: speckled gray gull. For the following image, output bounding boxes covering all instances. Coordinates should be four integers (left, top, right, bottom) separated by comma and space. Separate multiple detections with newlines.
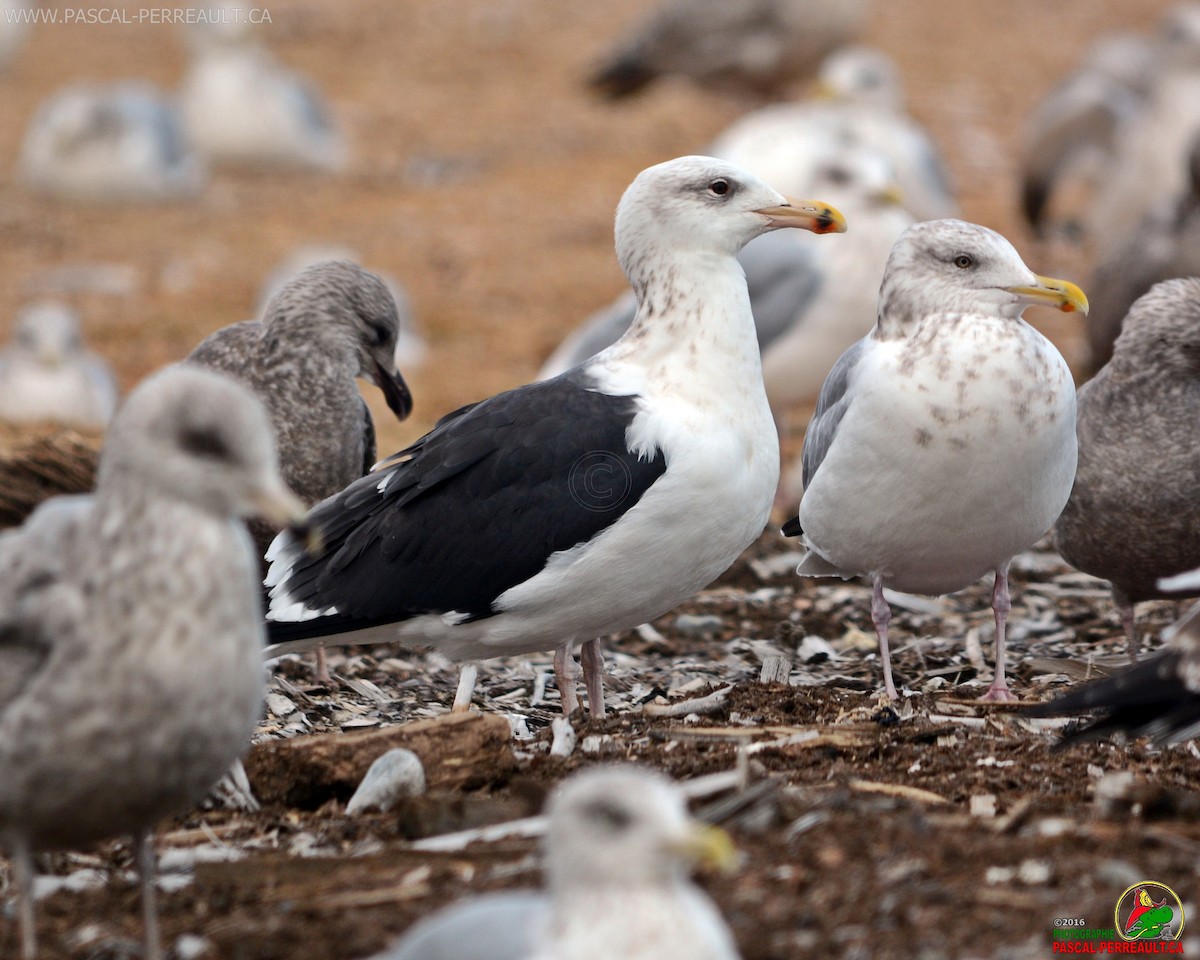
0, 364, 306, 960
589, 0, 869, 100
179, 12, 346, 171
18, 81, 204, 203
1029, 569, 1200, 744
263, 156, 845, 718
0, 301, 119, 429
1053, 278, 1200, 659
708, 46, 957, 223
370, 766, 739, 960
783, 219, 1087, 701
257, 246, 428, 372
1083, 134, 1200, 374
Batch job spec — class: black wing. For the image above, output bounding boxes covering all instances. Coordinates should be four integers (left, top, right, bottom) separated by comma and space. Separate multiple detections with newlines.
267, 371, 667, 643
1028, 604, 1200, 744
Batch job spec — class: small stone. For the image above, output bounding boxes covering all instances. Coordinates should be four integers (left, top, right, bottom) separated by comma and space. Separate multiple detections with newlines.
345, 748, 426, 815
1017, 859, 1052, 885
673, 614, 724, 638
265, 693, 297, 718
969, 794, 997, 818
549, 717, 577, 758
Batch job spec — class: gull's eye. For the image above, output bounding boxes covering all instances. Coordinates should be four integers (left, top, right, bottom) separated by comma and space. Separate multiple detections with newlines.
707, 178, 732, 198
954, 254, 974, 269
582, 799, 634, 832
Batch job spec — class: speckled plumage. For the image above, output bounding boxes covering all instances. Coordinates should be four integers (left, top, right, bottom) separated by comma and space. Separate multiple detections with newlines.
188, 259, 412, 557
790, 219, 1086, 700
373, 767, 740, 960
0, 365, 303, 960
1054, 278, 1200, 654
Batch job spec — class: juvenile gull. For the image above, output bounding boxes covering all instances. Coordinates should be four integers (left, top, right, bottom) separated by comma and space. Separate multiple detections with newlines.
0, 301, 118, 429
371, 766, 739, 960
1029, 570, 1200, 745
0, 365, 305, 960
264, 156, 845, 717
1053, 278, 1200, 658
785, 219, 1087, 701
189, 260, 410, 679
18, 82, 204, 203
589, 0, 869, 101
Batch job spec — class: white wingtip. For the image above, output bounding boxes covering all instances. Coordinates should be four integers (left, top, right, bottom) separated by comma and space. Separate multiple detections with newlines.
1159, 566, 1200, 593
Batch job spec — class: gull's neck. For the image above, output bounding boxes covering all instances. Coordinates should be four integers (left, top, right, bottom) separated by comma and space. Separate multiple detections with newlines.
603, 249, 763, 383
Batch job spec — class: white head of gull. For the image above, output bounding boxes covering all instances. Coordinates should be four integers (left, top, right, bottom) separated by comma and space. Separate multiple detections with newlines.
370, 765, 740, 960
0, 364, 307, 960
264, 155, 845, 717
789, 219, 1087, 701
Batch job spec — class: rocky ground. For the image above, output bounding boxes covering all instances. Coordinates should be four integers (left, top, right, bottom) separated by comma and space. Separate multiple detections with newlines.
0, 0, 1197, 958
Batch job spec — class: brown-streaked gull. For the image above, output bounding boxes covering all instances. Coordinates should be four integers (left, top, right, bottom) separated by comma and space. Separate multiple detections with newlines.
179, 17, 346, 172
784, 219, 1087, 701
708, 46, 957, 223
1053, 278, 1200, 659
0, 301, 118, 429
1082, 134, 1200, 374
0, 364, 306, 960
1028, 570, 1200, 744
264, 156, 845, 718
188, 260, 410, 680
370, 766, 739, 960
589, 0, 869, 101
18, 82, 204, 203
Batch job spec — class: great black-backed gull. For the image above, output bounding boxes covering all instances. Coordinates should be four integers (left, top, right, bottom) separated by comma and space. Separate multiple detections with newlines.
1054, 278, 1200, 658
264, 155, 846, 717
0, 365, 305, 960
786, 219, 1087, 701
370, 766, 739, 960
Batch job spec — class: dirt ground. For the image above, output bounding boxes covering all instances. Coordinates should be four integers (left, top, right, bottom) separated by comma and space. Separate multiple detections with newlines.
1, 0, 1198, 958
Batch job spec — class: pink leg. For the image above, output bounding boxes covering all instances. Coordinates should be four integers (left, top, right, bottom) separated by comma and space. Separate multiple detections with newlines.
314, 645, 330, 685
580, 639, 606, 720
871, 576, 899, 700
12, 835, 36, 960
980, 565, 1017, 702
553, 641, 580, 716
136, 830, 163, 960
1117, 596, 1139, 662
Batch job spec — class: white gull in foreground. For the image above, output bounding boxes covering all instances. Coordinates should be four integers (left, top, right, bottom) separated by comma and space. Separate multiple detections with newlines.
264, 155, 845, 718
784, 219, 1087, 701
371, 766, 739, 960
0, 365, 306, 960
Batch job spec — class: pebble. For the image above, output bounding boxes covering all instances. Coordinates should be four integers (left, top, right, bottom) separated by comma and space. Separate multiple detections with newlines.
673, 613, 724, 638
345, 748, 427, 814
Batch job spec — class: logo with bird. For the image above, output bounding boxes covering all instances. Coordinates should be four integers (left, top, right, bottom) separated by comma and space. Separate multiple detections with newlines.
1114, 882, 1185, 941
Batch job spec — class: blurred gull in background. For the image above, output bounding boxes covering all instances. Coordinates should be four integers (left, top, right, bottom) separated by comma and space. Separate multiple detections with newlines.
0, 301, 118, 430
18, 81, 204, 203
590, 0, 869, 101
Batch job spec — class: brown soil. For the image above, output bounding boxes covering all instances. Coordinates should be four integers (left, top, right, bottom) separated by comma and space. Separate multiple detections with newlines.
1, 1, 1196, 959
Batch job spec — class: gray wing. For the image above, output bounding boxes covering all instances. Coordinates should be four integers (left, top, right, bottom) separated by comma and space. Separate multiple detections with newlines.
800, 337, 867, 490
741, 228, 822, 349
371, 892, 546, 960
0, 495, 92, 711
